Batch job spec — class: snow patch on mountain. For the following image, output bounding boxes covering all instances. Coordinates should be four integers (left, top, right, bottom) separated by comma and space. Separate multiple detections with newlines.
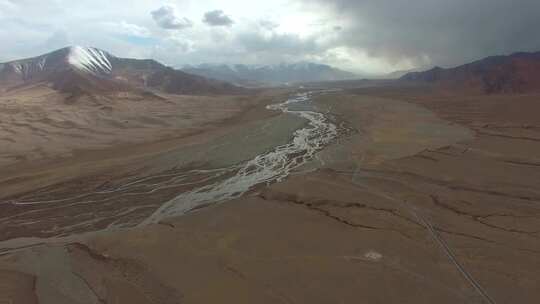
68, 46, 112, 75
4, 56, 48, 76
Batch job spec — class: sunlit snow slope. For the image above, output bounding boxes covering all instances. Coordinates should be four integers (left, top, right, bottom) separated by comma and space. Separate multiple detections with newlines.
67, 46, 113, 75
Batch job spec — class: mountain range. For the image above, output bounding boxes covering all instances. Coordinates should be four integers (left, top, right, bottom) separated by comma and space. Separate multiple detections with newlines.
3, 46, 539, 98
0, 46, 243, 99
400, 51, 540, 93
181, 62, 358, 87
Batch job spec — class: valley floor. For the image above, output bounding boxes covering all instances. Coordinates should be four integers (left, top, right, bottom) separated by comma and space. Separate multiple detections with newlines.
0, 85, 262, 168
1, 87, 540, 303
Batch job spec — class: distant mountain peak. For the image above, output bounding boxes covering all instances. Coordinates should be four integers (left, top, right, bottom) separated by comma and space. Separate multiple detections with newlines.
181, 62, 358, 87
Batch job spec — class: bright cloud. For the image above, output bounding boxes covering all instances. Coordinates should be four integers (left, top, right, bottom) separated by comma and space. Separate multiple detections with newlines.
104, 21, 151, 37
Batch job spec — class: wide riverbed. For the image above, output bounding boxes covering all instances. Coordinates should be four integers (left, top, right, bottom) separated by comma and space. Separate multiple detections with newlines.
144, 91, 339, 223
0, 91, 339, 250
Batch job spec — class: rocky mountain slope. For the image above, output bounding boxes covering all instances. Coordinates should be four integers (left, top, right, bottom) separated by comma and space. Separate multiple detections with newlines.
0, 46, 243, 97
401, 51, 540, 93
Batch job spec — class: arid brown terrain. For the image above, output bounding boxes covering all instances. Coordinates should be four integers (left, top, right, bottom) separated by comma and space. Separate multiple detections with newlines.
3, 0, 540, 302
1, 80, 539, 303
401, 51, 540, 94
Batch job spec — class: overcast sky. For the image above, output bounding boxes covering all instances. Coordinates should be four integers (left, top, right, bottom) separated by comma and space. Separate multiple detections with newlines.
1, 0, 539, 74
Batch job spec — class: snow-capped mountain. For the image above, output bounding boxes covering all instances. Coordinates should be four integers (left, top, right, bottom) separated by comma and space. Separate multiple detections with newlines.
0, 46, 243, 96
181, 62, 358, 87
0, 47, 112, 82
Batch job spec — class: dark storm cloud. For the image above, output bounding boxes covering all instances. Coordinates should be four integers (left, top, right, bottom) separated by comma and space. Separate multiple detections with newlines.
151, 5, 193, 30
203, 10, 234, 27
304, 0, 540, 67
